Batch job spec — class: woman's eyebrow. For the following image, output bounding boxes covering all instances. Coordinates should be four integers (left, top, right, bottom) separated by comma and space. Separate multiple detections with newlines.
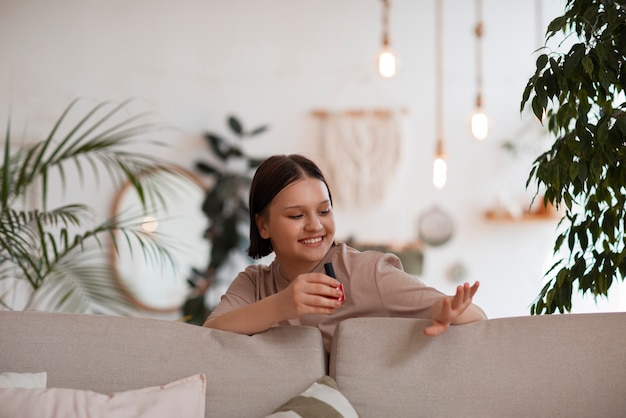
281, 200, 330, 211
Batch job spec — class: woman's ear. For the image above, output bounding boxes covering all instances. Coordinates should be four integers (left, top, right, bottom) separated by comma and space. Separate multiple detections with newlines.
256, 214, 270, 239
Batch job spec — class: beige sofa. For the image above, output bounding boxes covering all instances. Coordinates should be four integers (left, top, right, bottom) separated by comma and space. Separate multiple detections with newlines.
2, 311, 626, 417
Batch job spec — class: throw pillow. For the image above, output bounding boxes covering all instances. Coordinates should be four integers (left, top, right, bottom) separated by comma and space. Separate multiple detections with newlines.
0, 372, 47, 389
0, 373, 206, 418
266, 375, 359, 418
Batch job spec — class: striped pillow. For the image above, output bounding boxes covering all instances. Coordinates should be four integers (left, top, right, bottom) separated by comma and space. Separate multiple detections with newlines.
266, 376, 359, 418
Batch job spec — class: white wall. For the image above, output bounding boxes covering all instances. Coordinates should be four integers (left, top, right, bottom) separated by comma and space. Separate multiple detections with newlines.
1, 0, 623, 318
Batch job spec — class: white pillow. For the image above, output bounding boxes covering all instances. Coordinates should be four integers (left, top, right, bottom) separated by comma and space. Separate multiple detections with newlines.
0, 373, 206, 418
266, 375, 359, 418
0, 372, 47, 388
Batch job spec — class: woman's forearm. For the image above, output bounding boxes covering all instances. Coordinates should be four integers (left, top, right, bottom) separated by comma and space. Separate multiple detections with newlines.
203, 293, 285, 335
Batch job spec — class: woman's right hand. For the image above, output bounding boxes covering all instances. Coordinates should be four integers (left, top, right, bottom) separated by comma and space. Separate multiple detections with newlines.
278, 273, 344, 319
204, 272, 345, 336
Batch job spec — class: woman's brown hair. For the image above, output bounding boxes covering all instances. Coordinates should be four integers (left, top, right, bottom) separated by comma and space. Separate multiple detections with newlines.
247, 154, 332, 259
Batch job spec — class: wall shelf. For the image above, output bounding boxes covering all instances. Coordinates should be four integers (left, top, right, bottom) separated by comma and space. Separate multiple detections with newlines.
484, 211, 561, 222
484, 203, 562, 222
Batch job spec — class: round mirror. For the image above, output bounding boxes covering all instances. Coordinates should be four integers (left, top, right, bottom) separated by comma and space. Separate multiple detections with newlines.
110, 167, 209, 312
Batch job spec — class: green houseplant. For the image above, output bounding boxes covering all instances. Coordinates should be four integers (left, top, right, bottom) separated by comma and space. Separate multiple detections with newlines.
521, 0, 626, 314
181, 115, 267, 324
1, 98, 186, 314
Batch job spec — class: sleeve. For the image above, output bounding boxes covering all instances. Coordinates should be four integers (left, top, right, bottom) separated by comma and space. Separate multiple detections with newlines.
207, 267, 260, 318
374, 252, 445, 319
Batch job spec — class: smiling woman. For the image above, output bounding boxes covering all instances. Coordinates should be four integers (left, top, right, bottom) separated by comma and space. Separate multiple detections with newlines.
203, 154, 486, 352
109, 166, 210, 313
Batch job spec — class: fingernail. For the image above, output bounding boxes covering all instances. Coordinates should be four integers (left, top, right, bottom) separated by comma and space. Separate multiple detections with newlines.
337, 283, 345, 302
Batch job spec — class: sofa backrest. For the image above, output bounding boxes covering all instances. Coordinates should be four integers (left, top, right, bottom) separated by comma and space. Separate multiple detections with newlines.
330, 313, 626, 418
0, 311, 326, 418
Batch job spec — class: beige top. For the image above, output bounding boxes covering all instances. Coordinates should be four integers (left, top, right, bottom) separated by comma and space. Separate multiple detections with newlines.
209, 242, 444, 352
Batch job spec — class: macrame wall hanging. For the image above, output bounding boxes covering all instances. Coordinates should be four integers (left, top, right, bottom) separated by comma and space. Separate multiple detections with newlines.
311, 109, 406, 209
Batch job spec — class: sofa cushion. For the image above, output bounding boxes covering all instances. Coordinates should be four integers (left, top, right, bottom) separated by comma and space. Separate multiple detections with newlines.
0, 372, 47, 388
266, 375, 359, 418
330, 314, 626, 418
0, 373, 205, 418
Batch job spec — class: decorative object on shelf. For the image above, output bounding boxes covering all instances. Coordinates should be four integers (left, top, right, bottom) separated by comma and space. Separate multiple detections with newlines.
446, 262, 468, 283
0, 99, 188, 314
109, 167, 209, 313
377, 0, 397, 78
312, 108, 405, 208
191, 115, 267, 322
521, 0, 626, 314
469, 0, 489, 141
433, 0, 448, 190
417, 206, 454, 247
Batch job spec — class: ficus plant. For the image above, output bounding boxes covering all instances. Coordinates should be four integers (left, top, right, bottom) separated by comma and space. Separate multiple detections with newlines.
521, 0, 626, 314
195, 115, 267, 274
182, 115, 267, 325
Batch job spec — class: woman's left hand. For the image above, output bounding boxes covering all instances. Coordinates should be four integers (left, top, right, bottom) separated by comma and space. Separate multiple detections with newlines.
423, 281, 480, 337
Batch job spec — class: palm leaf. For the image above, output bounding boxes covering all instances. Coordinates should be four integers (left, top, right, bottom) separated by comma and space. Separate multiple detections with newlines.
1, 113, 11, 208
0, 98, 192, 313
6, 209, 178, 313
29, 245, 136, 314
7, 99, 175, 211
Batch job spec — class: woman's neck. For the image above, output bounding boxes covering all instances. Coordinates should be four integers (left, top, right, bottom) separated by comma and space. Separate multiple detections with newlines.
278, 260, 320, 282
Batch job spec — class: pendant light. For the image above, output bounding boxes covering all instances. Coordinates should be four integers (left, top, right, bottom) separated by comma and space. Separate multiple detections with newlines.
433, 0, 447, 189
433, 138, 447, 190
378, 0, 397, 78
470, 0, 489, 140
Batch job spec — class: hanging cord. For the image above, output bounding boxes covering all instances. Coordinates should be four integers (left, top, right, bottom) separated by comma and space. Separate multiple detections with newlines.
381, 0, 391, 47
475, 0, 484, 108
435, 0, 445, 155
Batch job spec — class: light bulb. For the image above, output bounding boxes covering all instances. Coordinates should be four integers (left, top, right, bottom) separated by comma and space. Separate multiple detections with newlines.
378, 49, 397, 78
470, 109, 489, 140
140, 216, 158, 233
433, 156, 447, 190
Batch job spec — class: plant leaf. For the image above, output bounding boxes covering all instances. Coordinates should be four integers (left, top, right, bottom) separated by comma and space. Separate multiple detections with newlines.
228, 116, 243, 136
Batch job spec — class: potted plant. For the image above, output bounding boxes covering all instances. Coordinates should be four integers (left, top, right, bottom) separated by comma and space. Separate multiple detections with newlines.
1, 98, 189, 314
182, 115, 267, 324
521, 0, 626, 314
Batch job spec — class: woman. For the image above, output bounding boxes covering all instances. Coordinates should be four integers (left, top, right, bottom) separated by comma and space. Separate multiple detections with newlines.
203, 154, 486, 352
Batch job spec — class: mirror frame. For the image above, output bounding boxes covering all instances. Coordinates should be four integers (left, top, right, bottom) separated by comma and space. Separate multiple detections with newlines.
108, 165, 207, 313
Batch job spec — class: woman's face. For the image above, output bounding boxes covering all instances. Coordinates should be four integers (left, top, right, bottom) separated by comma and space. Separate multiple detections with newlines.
256, 176, 335, 273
